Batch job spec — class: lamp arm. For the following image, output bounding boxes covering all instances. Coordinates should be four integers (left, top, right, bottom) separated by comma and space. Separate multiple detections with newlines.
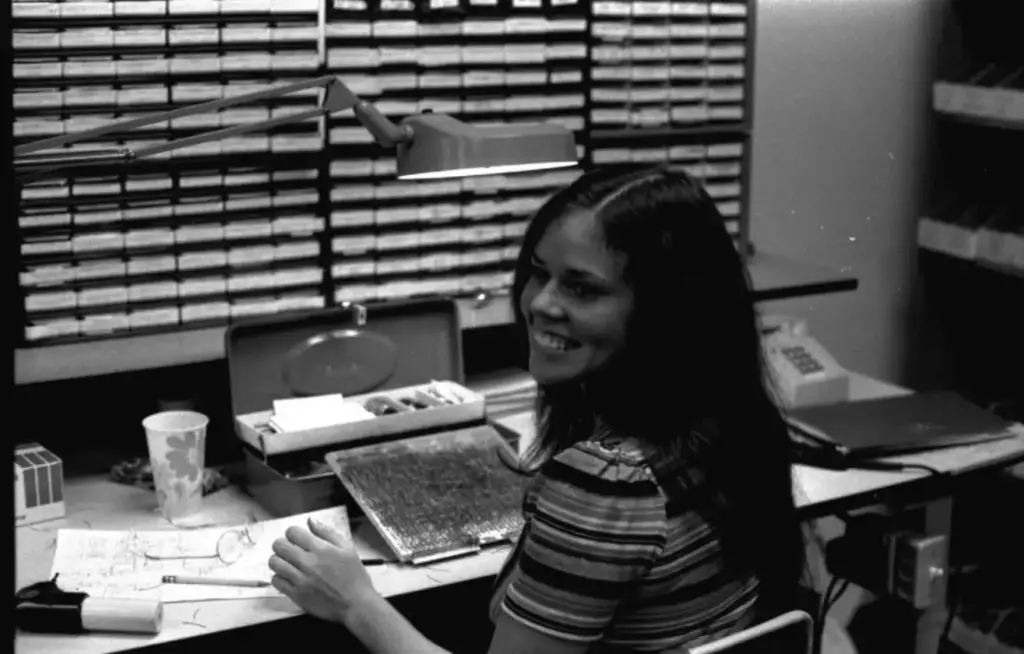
15, 75, 343, 158
321, 75, 412, 147
352, 101, 414, 148
133, 106, 326, 158
14, 75, 412, 183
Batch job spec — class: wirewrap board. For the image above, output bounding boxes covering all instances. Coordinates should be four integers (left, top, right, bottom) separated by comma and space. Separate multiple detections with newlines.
326, 424, 530, 563
12, 0, 753, 349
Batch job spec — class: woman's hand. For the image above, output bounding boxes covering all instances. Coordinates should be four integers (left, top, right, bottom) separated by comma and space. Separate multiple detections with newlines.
269, 518, 379, 624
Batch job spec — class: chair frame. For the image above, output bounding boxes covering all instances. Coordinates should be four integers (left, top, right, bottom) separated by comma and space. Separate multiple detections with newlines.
689, 610, 815, 654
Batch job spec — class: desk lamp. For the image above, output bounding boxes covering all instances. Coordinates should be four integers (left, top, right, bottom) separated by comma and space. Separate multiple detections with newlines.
13, 75, 579, 183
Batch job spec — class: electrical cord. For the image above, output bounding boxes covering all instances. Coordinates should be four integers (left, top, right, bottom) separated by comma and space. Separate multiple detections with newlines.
788, 423, 949, 477
847, 459, 945, 476
941, 574, 959, 646
939, 562, 981, 647
794, 442, 947, 476
814, 575, 852, 654
897, 462, 943, 476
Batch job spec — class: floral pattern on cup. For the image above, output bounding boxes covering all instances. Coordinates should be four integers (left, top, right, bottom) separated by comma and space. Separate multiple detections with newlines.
165, 429, 203, 482
151, 460, 202, 520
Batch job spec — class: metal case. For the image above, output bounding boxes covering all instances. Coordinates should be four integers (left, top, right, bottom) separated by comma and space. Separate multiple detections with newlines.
225, 298, 472, 516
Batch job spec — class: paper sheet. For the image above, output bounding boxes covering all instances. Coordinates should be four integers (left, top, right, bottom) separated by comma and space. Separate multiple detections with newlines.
271, 393, 375, 432
49, 506, 351, 603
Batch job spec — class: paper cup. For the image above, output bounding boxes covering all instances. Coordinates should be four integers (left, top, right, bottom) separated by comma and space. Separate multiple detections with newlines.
142, 411, 209, 521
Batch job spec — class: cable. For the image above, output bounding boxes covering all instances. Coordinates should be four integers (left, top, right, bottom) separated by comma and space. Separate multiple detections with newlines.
813, 577, 838, 654
813, 578, 836, 654
941, 575, 959, 646
895, 462, 943, 476
789, 435, 947, 477
814, 575, 852, 654
940, 563, 980, 647
875, 461, 943, 476
844, 459, 945, 476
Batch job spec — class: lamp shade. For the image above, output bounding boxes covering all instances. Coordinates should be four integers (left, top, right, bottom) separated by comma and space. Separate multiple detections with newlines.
395, 113, 578, 180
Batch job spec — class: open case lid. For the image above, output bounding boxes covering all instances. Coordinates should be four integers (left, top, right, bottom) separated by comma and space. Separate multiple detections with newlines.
225, 298, 465, 417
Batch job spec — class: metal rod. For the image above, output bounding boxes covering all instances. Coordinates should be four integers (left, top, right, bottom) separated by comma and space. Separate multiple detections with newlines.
134, 107, 328, 158
14, 149, 135, 170
14, 75, 339, 156
13, 74, 415, 184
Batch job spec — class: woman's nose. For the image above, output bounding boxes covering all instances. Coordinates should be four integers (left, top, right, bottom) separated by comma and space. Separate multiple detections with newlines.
530, 280, 565, 319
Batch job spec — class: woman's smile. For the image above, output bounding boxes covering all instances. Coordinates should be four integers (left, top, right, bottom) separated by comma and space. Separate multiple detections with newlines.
530, 329, 581, 353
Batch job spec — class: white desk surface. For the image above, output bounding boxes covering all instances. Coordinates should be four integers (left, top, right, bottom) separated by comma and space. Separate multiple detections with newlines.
15, 374, 1024, 654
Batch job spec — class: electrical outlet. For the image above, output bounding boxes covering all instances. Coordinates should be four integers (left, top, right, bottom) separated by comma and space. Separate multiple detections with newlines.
891, 533, 948, 609
826, 515, 948, 609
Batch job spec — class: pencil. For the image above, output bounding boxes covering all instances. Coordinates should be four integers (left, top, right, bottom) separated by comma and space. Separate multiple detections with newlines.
161, 575, 270, 588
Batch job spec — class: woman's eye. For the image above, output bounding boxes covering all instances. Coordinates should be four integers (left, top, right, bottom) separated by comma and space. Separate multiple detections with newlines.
526, 263, 596, 299
563, 282, 595, 298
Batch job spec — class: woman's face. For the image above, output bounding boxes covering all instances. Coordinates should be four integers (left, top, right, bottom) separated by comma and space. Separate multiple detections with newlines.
519, 210, 634, 385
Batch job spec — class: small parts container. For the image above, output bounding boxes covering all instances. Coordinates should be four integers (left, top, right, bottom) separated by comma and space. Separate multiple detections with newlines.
226, 298, 483, 517
234, 382, 485, 457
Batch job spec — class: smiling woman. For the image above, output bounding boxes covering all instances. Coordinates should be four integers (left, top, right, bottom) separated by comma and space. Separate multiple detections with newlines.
519, 209, 633, 385
268, 165, 806, 654
503, 165, 806, 649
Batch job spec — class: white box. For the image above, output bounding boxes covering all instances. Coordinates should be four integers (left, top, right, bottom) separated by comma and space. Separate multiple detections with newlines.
15, 443, 66, 527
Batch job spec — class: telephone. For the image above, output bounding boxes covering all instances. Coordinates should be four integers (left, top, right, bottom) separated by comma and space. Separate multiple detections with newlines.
761, 316, 850, 409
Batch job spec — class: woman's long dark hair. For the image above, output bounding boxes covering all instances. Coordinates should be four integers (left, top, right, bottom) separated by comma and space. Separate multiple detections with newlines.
511, 164, 805, 617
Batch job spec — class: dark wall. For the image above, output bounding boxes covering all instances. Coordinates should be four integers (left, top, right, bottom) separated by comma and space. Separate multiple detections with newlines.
903, 250, 1024, 421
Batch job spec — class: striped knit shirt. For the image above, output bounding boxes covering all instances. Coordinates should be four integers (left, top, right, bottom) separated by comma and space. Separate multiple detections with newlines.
489, 434, 759, 652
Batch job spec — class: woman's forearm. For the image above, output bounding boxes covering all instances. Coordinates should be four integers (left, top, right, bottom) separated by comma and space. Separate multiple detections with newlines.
343, 592, 452, 654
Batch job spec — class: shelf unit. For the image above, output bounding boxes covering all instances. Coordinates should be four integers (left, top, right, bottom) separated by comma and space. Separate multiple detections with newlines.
919, 70, 1024, 273
906, 0, 1023, 422
10, 0, 854, 384
917, 0, 1023, 277
14, 251, 857, 383
910, 9, 1024, 650
12, 0, 327, 348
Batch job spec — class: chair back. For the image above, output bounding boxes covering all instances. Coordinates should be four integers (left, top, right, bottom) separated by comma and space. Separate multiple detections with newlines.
689, 610, 814, 654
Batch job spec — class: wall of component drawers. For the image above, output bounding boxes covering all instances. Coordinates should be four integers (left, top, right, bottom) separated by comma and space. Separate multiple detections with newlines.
12, 0, 755, 353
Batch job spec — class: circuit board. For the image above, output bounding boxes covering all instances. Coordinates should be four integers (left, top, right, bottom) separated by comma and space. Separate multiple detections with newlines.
326, 425, 529, 563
